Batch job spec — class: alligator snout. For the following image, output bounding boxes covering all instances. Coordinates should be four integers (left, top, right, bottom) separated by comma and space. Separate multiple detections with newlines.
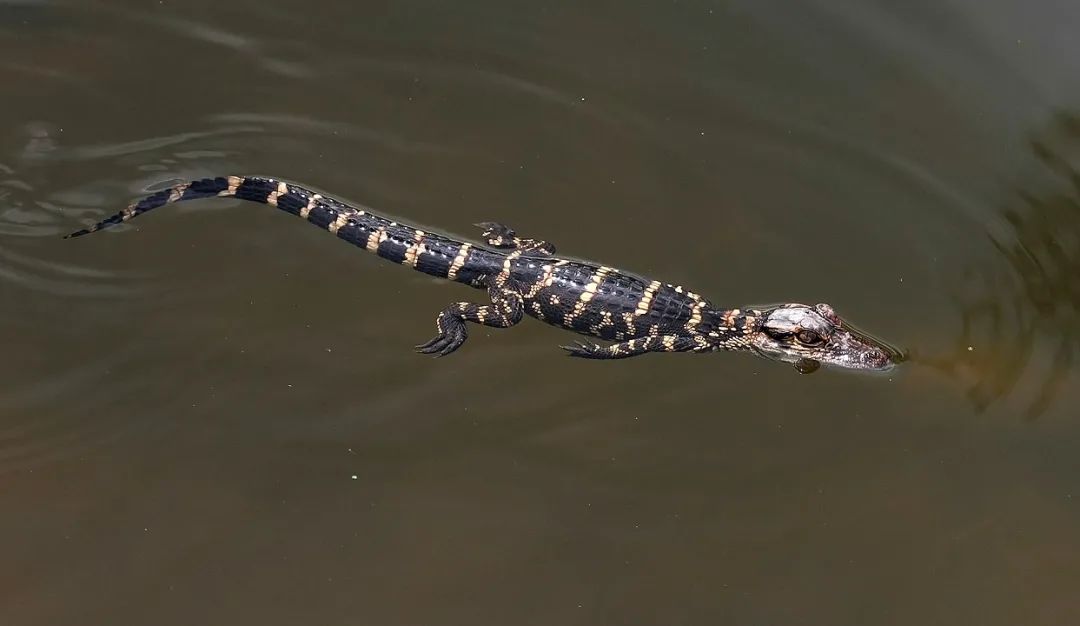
862, 347, 891, 369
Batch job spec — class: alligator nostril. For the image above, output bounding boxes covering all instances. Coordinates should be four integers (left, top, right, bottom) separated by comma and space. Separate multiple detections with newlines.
863, 349, 887, 366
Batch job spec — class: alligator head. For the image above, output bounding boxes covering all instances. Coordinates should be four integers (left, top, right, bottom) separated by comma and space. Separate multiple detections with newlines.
748, 303, 900, 374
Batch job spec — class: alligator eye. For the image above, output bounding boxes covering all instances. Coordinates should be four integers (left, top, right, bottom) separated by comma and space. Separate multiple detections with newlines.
796, 329, 824, 346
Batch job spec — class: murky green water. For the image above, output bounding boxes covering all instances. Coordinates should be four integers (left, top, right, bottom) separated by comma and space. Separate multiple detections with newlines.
3, 1, 1080, 624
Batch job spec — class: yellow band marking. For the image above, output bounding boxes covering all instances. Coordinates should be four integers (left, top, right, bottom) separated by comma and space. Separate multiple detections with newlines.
300, 193, 321, 218
635, 280, 662, 316
497, 250, 523, 285
447, 243, 471, 280
328, 214, 349, 234
403, 230, 427, 267
579, 266, 611, 302
221, 176, 243, 196
525, 263, 555, 298
685, 301, 705, 331
564, 300, 587, 325
266, 181, 288, 206
167, 183, 190, 203
566, 265, 612, 325
366, 227, 385, 252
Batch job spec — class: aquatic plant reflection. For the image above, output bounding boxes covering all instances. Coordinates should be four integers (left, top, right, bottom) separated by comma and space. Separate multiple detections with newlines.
925, 111, 1080, 419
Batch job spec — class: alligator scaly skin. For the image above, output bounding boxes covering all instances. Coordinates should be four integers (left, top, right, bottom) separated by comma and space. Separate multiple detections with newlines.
66, 175, 895, 369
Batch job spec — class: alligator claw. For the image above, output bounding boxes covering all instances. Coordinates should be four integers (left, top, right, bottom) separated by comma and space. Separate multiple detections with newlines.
560, 341, 602, 358
415, 327, 467, 357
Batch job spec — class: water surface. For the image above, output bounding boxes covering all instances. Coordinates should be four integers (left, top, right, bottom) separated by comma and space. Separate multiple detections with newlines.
3, 1, 1080, 624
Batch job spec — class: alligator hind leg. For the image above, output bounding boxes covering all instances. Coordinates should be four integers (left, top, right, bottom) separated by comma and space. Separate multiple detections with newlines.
561, 334, 704, 359
474, 222, 556, 254
415, 282, 525, 356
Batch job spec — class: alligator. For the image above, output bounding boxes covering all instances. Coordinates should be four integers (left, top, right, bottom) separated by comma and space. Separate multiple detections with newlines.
66, 176, 900, 373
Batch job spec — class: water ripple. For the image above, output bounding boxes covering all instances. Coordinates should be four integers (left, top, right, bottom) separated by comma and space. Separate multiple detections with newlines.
0, 243, 137, 297
922, 110, 1080, 419
210, 112, 459, 156
115, 9, 314, 79
28, 126, 264, 163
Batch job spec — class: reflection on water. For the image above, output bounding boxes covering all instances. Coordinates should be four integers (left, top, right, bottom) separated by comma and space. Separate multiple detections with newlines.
926, 111, 1080, 419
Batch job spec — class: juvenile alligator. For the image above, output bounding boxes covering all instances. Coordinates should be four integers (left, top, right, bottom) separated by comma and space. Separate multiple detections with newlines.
66, 176, 899, 373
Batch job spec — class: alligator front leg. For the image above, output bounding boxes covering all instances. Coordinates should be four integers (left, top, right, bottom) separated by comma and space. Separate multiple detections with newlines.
474, 222, 556, 255
415, 282, 525, 356
561, 334, 706, 359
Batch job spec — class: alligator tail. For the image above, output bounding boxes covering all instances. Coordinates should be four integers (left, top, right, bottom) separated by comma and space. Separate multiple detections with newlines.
64, 175, 499, 286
